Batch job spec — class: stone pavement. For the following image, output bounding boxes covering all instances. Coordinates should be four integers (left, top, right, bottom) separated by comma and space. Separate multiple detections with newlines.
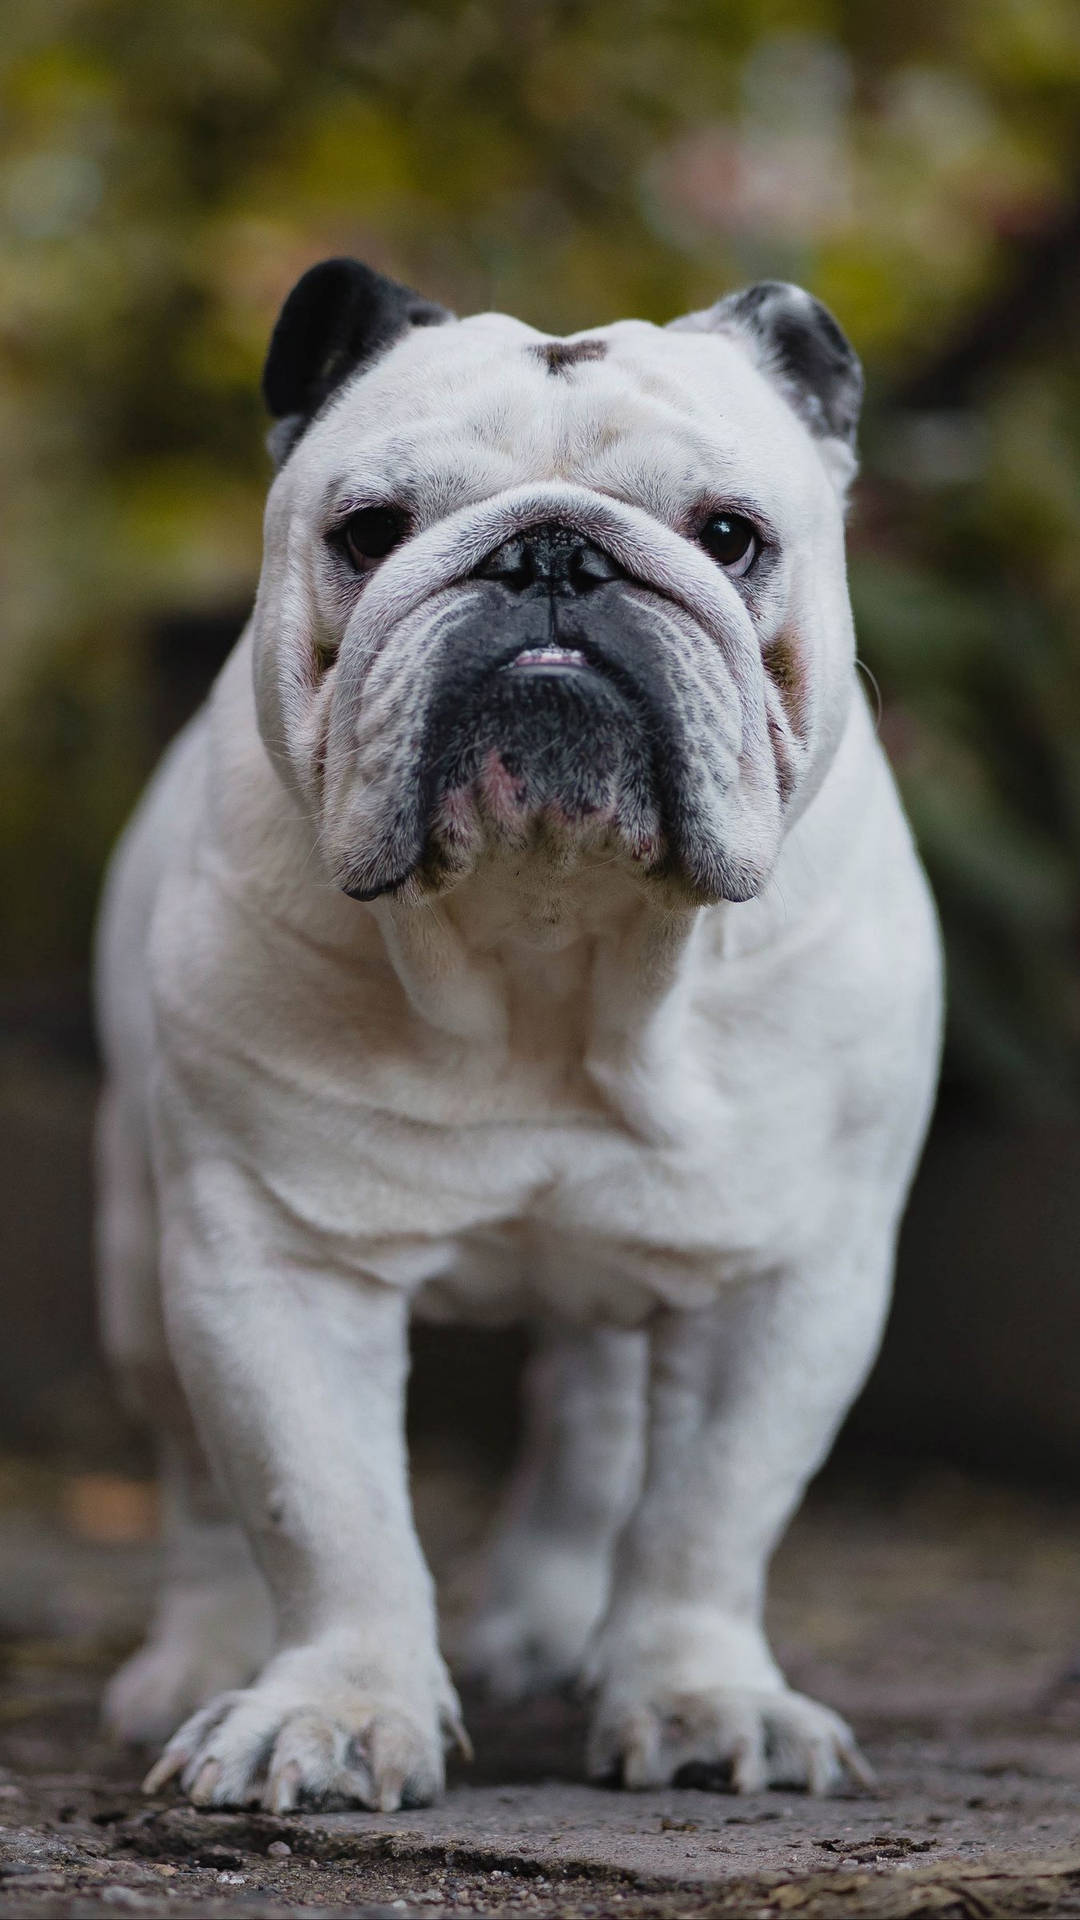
3, 1457, 1080, 1915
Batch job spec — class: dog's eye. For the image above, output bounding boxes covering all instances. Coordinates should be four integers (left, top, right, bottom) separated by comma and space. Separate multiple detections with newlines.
699, 513, 758, 577
338, 506, 409, 569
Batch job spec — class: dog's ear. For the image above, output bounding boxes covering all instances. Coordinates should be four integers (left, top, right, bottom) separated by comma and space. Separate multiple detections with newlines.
263, 258, 452, 463
669, 281, 863, 489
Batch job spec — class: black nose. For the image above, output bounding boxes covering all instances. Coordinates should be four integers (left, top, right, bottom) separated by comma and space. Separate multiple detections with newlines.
473, 521, 623, 596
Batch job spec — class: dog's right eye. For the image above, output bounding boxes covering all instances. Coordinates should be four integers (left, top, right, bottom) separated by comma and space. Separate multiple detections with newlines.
337, 506, 409, 570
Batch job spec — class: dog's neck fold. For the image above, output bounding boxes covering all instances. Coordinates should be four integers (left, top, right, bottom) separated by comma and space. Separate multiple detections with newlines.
371, 867, 705, 1146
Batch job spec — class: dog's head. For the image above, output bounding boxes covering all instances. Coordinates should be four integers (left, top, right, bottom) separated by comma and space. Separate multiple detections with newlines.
251, 258, 862, 908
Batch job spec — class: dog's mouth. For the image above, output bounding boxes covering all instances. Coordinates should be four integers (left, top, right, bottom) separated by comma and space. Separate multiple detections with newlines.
420, 621, 663, 863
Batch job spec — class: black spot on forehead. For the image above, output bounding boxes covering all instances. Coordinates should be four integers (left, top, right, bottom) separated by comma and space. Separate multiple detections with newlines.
531, 338, 608, 375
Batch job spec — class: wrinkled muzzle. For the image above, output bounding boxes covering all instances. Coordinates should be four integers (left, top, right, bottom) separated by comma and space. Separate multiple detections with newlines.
409, 522, 671, 884
260, 485, 794, 907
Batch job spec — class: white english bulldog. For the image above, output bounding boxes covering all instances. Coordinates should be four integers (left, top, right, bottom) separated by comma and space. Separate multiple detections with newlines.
95, 260, 942, 1813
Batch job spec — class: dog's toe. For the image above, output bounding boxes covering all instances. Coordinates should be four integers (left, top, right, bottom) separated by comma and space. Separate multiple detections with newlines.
141, 1644, 459, 1812
587, 1684, 872, 1796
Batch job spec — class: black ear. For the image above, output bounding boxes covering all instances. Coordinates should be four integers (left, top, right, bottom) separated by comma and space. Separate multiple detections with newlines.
669, 280, 863, 451
262, 257, 451, 453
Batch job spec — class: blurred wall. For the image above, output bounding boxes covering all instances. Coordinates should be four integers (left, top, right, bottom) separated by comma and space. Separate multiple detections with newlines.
4, 0, 1080, 1477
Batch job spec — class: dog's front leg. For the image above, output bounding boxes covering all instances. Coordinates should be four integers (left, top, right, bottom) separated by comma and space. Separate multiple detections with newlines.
143, 1158, 461, 1813
586, 1238, 891, 1795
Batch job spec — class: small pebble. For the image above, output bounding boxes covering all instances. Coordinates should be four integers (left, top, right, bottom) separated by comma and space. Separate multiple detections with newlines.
267, 1840, 292, 1857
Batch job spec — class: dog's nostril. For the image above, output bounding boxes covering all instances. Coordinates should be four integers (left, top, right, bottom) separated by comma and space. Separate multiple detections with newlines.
567, 543, 621, 592
475, 536, 535, 591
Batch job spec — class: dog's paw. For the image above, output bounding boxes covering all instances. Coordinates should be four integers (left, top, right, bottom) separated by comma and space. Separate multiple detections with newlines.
459, 1544, 610, 1700
458, 1604, 581, 1701
104, 1578, 273, 1746
141, 1640, 467, 1813
587, 1683, 872, 1794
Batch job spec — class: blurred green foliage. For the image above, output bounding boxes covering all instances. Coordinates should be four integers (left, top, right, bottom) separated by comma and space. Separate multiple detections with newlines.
3, 0, 1080, 1108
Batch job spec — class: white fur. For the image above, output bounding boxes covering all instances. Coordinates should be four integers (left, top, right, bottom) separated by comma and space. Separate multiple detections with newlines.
96, 306, 941, 1810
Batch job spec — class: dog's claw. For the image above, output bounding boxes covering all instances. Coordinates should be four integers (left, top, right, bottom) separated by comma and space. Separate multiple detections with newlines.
445, 1706, 474, 1764
264, 1758, 301, 1815
188, 1760, 222, 1805
142, 1749, 184, 1796
840, 1737, 877, 1792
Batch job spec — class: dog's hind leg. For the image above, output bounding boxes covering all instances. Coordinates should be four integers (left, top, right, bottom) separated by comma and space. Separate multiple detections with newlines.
459, 1323, 646, 1700
103, 1433, 274, 1748
96, 1087, 272, 1746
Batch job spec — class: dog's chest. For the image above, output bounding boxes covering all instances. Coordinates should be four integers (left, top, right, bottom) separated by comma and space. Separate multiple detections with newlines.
216, 937, 844, 1324
365, 1075, 827, 1327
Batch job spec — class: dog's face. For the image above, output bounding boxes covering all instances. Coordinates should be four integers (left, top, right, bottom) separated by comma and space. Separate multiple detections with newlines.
251, 261, 863, 908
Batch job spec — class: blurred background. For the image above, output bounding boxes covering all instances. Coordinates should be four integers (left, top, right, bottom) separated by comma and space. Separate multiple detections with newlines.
4, 0, 1080, 1504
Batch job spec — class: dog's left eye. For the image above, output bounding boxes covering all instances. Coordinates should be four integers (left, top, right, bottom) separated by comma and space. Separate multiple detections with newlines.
698, 513, 758, 577
337, 506, 409, 569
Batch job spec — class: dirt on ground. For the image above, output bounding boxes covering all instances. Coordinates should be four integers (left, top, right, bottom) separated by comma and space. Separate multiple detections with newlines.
3, 1454, 1080, 1918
